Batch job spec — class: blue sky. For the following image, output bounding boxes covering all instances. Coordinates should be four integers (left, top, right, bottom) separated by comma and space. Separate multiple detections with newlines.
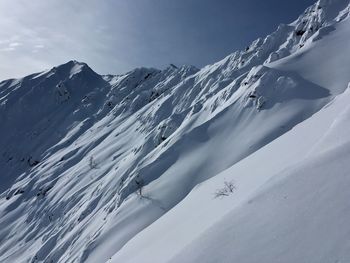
0, 0, 315, 80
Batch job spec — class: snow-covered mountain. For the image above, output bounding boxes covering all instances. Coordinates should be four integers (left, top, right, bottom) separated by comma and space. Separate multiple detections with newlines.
1, 0, 350, 262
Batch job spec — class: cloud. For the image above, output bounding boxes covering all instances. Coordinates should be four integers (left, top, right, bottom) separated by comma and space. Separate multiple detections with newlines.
0, 0, 119, 79
0, 41, 23, 52
0, 47, 15, 52
9, 42, 22, 47
34, 44, 45, 49
0, 0, 316, 81
32, 44, 45, 53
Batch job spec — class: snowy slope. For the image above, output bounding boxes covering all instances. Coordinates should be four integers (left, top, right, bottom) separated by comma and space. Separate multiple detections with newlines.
0, 0, 349, 262
112, 86, 350, 263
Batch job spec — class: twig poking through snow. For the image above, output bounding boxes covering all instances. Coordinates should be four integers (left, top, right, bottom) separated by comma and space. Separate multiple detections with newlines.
214, 180, 236, 198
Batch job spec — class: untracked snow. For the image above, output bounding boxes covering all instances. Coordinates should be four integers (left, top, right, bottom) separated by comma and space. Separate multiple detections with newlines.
0, 0, 349, 262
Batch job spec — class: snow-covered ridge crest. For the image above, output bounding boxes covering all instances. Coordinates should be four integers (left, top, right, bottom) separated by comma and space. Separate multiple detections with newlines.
0, 0, 349, 262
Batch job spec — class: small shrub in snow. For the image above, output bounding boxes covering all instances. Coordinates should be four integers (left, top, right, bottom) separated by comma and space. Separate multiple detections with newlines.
135, 177, 145, 197
214, 180, 236, 198
295, 30, 306, 36
89, 156, 97, 169
256, 96, 265, 111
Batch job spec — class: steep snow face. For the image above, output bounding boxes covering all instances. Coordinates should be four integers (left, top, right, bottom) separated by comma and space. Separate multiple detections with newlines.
266, 0, 350, 63
0, 61, 199, 262
113, 87, 350, 263
0, 0, 349, 262
270, 11, 350, 94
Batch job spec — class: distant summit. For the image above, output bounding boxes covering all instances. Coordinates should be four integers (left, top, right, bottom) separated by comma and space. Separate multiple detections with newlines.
169, 63, 178, 69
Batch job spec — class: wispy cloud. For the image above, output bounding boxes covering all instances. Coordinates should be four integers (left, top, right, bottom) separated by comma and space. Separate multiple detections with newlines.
9, 42, 22, 47
0, 41, 22, 52
32, 44, 45, 53
0, 47, 15, 52
0, 0, 316, 80
34, 44, 45, 49
0, 0, 123, 79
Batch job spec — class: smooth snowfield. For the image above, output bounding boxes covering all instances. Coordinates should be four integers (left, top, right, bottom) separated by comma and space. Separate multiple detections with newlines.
111, 85, 350, 263
0, 0, 349, 262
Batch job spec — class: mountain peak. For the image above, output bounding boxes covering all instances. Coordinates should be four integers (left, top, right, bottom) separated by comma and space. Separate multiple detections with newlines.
50, 60, 98, 79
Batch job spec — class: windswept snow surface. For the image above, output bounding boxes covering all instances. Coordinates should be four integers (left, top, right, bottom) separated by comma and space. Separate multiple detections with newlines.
0, 0, 350, 262
112, 87, 350, 263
